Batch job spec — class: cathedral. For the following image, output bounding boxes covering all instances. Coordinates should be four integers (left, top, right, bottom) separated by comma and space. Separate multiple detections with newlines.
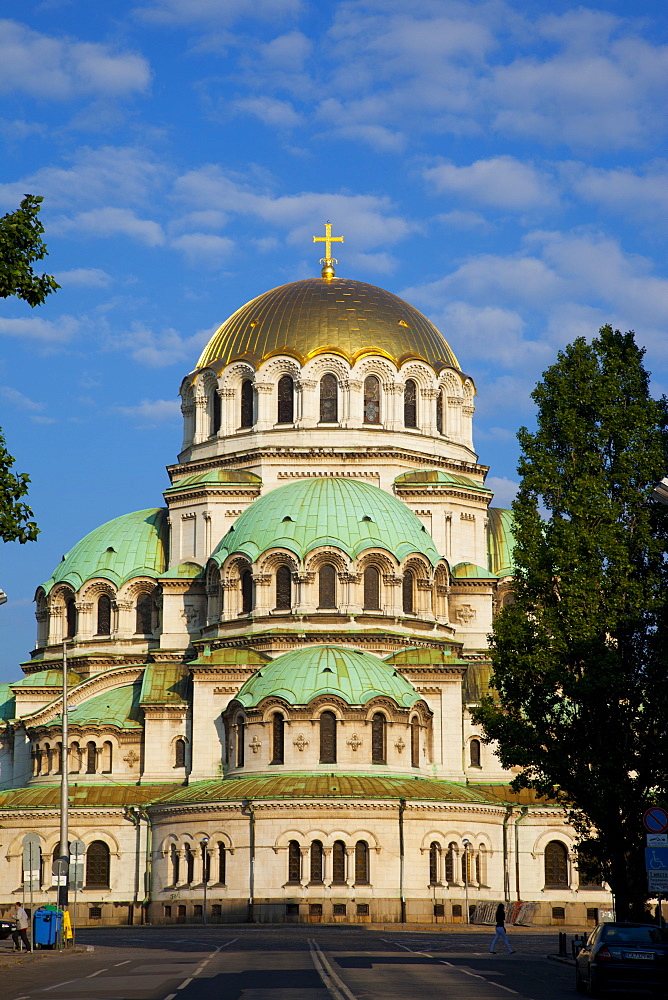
0, 230, 612, 927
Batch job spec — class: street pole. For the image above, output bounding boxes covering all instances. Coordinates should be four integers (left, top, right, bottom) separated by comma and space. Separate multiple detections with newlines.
58, 640, 69, 911
463, 839, 470, 924
202, 837, 209, 925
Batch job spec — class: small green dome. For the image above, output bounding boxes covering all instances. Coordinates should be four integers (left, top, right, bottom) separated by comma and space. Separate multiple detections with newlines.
159, 561, 203, 580
11, 669, 83, 688
452, 562, 497, 579
51, 682, 143, 730
487, 507, 516, 576
42, 509, 168, 594
235, 645, 421, 709
165, 469, 261, 493
395, 470, 491, 492
211, 478, 439, 567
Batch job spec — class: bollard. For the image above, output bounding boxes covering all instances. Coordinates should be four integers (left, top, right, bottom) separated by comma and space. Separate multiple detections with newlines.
558, 932, 567, 957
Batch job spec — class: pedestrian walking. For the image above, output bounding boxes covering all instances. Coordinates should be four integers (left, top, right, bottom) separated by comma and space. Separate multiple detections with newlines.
489, 902, 515, 954
12, 902, 31, 952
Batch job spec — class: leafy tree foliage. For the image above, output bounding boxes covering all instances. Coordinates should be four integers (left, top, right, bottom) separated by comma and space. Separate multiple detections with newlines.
0, 195, 57, 544
0, 195, 59, 305
473, 326, 668, 919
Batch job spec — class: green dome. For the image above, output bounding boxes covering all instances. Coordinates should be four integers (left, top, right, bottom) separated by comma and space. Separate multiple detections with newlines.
486, 508, 516, 577
211, 478, 439, 566
235, 645, 421, 709
452, 562, 497, 579
165, 469, 261, 493
42, 509, 168, 594
51, 682, 143, 730
395, 470, 491, 492
11, 669, 83, 688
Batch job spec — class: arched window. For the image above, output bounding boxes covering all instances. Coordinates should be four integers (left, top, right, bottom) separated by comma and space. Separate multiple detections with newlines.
404, 379, 417, 427
275, 564, 292, 610
363, 375, 380, 424
445, 842, 457, 883
101, 741, 112, 773
212, 390, 221, 435
175, 738, 186, 768
476, 845, 486, 885
271, 713, 284, 764
355, 840, 369, 884
319, 710, 337, 763
436, 389, 443, 434
236, 716, 245, 768
185, 844, 195, 884
43, 743, 51, 774
55, 741, 63, 774
96, 594, 111, 636
277, 375, 294, 424
363, 566, 380, 610
318, 563, 337, 609
429, 842, 441, 885
410, 717, 420, 767
545, 840, 569, 888
240, 379, 254, 428
332, 840, 346, 885
218, 842, 226, 884
371, 713, 386, 764
170, 844, 180, 884
288, 840, 301, 883
65, 596, 77, 638
135, 592, 153, 634
310, 840, 324, 883
241, 569, 253, 614
470, 738, 481, 767
86, 741, 97, 774
402, 570, 414, 614
85, 841, 110, 888
319, 374, 338, 422
202, 841, 211, 884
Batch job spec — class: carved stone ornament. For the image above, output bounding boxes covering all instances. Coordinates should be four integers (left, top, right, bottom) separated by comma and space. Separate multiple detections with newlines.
123, 749, 140, 768
293, 733, 310, 752
250, 736, 262, 754
181, 606, 201, 625
346, 733, 363, 751
455, 604, 477, 624
394, 737, 406, 753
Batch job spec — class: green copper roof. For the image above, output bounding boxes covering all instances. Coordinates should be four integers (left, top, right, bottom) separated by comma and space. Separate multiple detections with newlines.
42, 508, 168, 594
487, 507, 516, 576
11, 669, 83, 688
384, 646, 467, 667
452, 562, 498, 579
140, 663, 190, 705
211, 478, 440, 566
159, 561, 203, 580
0, 783, 183, 811
158, 773, 497, 805
50, 682, 143, 730
235, 645, 421, 709
0, 684, 15, 722
189, 647, 272, 667
165, 469, 261, 492
395, 470, 491, 492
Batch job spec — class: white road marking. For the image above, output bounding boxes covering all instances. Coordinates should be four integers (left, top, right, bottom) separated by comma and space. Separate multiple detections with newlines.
114, 960, 131, 966
85, 968, 108, 978
309, 938, 358, 1000
163, 995, 177, 1000
40, 981, 76, 992
385, 939, 521, 996
176, 978, 192, 989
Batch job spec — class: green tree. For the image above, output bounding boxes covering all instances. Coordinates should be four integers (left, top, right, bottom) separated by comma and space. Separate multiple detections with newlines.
0, 195, 58, 543
0, 195, 59, 305
473, 325, 668, 920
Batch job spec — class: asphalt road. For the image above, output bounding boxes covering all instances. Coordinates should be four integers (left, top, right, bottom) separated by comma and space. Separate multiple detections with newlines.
3, 924, 580, 1000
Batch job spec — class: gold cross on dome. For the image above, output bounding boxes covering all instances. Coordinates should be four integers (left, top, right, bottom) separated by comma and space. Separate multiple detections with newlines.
313, 221, 344, 260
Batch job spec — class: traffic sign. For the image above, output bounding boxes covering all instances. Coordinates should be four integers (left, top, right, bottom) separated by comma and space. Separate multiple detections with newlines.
645, 846, 668, 872
69, 839, 85, 891
648, 871, 668, 893
643, 807, 668, 833
647, 833, 668, 847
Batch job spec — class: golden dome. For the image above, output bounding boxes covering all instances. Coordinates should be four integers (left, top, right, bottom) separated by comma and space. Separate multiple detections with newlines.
196, 277, 460, 371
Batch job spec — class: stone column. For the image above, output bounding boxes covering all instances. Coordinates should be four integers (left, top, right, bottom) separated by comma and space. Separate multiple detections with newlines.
383, 574, 403, 617
193, 396, 208, 444
254, 381, 273, 431
220, 388, 235, 436
384, 383, 403, 431
346, 379, 363, 427
421, 387, 438, 436
253, 573, 272, 616
296, 379, 317, 428
340, 572, 361, 614
294, 572, 316, 614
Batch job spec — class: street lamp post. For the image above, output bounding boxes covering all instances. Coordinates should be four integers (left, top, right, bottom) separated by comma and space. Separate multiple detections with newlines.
462, 839, 470, 924
202, 837, 209, 925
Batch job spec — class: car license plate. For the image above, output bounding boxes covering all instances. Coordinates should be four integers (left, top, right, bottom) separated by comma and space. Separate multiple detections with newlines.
623, 951, 653, 961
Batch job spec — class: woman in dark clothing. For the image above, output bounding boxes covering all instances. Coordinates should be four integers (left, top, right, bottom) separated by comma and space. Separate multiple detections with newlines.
489, 903, 515, 954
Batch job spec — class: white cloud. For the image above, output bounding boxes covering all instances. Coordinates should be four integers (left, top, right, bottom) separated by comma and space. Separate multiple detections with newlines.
0, 386, 44, 411
0, 315, 80, 343
0, 20, 150, 100
567, 161, 668, 222
233, 96, 303, 129
57, 207, 165, 246
53, 267, 112, 287
171, 232, 234, 265
116, 398, 181, 423
107, 323, 211, 367
134, 0, 301, 24
424, 156, 557, 211
485, 476, 519, 508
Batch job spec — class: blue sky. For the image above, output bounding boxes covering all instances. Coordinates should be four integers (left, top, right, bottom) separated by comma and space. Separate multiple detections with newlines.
1, 0, 667, 680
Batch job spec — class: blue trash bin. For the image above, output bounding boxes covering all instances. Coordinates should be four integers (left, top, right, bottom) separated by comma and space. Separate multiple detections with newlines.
33, 906, 62, 949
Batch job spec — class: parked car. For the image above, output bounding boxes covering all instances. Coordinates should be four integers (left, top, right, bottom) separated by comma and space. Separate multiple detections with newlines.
0, 919, 14, 940
575, 922, 668, 996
